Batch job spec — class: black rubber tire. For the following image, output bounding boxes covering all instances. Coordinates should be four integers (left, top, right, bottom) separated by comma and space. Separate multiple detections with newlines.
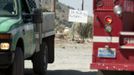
7, 47, 24, 75
32, 41, 48, 75
97, 70, 131, 75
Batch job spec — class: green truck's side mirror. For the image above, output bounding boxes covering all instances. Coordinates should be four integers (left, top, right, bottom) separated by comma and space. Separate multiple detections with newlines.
22, 13, 33, 23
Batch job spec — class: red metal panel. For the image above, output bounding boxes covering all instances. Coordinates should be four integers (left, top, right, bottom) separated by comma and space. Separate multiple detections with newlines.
93, 43, 134, 64
94, 11, 122, 36
92, 42, 134, 71
91, 0, 134, 71
92, 43, 120, 63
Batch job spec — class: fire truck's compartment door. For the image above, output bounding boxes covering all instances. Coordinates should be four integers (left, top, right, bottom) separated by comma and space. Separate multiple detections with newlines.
123, 0, 134, 32
120, 32, 134, 49
119, 0, 134, 47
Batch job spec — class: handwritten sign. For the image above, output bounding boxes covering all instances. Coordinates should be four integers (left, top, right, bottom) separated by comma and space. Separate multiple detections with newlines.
68, 9, 88, 23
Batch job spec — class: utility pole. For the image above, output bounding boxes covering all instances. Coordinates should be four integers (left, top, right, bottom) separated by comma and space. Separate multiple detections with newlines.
51, 0, 56, 12
82, 0, 84, 10
80, 0, 84, 42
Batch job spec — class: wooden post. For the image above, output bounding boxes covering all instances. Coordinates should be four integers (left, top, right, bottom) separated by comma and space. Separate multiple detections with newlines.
80, 0, 84, 42
82, 0, 84, 10
51, 0, 56, 12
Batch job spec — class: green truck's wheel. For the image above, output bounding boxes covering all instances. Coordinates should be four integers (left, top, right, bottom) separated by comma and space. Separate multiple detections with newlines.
32, 41, 48, 75
7, 47, 24, 75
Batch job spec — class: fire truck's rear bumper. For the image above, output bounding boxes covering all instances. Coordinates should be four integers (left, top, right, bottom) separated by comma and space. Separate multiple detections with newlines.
91, 63, 134, 71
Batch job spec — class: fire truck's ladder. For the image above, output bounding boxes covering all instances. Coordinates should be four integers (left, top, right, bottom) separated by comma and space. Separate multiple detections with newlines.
120, 32, 134, 49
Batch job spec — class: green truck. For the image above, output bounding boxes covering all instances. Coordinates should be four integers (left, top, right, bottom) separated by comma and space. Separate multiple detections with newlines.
0, 0, 55, 75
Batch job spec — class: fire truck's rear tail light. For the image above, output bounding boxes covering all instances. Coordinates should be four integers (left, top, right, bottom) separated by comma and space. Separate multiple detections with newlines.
105, 16, 112, 24
105, 25, 112, 33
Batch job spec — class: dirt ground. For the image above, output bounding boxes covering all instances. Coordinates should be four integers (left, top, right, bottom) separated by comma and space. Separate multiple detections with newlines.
47, 38, 97, 74
25, 38, 97, 75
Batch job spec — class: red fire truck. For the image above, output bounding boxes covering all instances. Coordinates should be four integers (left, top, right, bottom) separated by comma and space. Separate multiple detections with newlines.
91, 0, 134, 75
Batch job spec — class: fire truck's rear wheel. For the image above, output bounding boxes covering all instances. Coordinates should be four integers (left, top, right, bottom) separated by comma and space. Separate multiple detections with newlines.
8, 47, 24, 75
97, 70, 131, 75
32, 41, 48, 75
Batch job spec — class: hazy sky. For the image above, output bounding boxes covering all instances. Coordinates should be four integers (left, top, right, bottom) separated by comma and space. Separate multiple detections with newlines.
58, 0, 93, 16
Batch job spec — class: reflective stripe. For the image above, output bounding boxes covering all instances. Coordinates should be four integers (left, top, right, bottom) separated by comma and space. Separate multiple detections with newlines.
120, 46, 134, 49
93, 36, 119, 43
120, 32, 134, 36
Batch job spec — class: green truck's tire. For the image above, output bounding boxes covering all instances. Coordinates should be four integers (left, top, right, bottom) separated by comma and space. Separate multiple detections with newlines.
7, 47, 24, 75
32, 41, 48, 75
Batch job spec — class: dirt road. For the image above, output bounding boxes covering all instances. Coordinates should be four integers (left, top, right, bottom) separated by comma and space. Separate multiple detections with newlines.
25, 39, 97, 75
25, 69, 96, 75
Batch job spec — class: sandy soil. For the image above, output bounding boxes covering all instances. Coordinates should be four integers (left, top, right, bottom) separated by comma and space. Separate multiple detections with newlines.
25, 38, 97, 75
47, 38, 97, 72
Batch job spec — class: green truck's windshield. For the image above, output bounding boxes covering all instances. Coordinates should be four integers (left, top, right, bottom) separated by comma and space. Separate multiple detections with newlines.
0, 0, 17, 16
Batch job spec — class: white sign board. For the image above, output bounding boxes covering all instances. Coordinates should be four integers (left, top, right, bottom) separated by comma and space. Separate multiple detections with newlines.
68, 9, 88, 23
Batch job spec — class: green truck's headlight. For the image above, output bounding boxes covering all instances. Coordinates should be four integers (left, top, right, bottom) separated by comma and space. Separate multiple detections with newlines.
0, 43, 10, 50
0, 34, 11, 50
